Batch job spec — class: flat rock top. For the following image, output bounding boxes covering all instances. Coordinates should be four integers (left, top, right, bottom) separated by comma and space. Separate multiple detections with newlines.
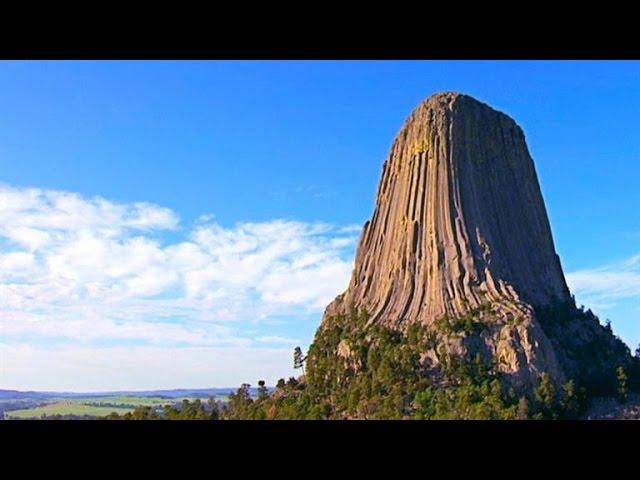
420, 91, 501, 111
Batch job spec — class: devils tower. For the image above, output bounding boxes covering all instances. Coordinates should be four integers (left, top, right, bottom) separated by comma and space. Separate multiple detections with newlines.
304, 92, 637, 413
327, 92, 570, 324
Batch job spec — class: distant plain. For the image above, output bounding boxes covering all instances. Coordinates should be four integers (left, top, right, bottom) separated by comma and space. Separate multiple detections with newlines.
0, 389, 238, 419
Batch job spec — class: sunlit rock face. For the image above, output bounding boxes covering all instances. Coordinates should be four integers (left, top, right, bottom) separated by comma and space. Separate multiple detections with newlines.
317, 92, 610, 389
327, 92, 570, 327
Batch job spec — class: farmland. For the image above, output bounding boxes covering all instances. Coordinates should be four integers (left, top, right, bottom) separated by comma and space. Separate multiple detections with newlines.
5, 396, 219, 419
6, 401, 135, 419
0, 388, 253, 419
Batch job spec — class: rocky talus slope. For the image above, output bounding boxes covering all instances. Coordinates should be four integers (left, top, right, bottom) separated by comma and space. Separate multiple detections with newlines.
313, 92, 635, 396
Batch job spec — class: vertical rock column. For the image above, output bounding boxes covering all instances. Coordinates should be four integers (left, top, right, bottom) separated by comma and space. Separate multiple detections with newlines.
324, 92, 570, 328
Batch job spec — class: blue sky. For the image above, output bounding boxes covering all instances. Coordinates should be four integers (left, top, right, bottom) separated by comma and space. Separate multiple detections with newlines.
0, 61, 638, 390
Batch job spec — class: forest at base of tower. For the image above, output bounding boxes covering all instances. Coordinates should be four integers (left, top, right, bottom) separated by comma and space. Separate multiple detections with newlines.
221, 93, 640, 420
219, 300, 640, 420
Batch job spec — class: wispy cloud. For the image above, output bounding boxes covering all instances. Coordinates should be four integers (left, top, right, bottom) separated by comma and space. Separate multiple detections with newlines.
0, 183, 358, 388
566, 255, 640, 311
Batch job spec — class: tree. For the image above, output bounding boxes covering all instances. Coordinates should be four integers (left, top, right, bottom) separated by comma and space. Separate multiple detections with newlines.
534, 373, 557, 419
276, 378, 286, 390
207, 397, 220, 420
294, 346, 307, 376
560, 380, 581, 418
258, 380, 269, 400
225, 383, 254, 419
516, 397, 530, 420
617, 366, 628, 403
604, 319, 613, 334
286, 376, 299, 389
635, 344, 640, 359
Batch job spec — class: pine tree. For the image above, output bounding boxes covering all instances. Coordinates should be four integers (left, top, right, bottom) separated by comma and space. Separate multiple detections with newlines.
516, 396, 530, 420
617, 366, 628, 403
604, 319, 613, 334
534, 373, 557, 419
258, 380, 269, 400
207, 397, 219, 420
560, 380, 581, 418
294, 346, 307, 376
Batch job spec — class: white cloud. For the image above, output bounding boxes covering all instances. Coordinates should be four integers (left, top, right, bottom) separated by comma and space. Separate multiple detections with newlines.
0, 184, 179, 237
566, 258, 640, 351
5, 227, 51, 251
566, 256, 640, 308
0, 251, 37, 276
0, 184, 358, 388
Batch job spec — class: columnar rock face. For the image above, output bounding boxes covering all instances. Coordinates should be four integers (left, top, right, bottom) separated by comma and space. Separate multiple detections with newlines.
326, 92, 569, 327
307, 93, 640, 397
318, 92, 633, 391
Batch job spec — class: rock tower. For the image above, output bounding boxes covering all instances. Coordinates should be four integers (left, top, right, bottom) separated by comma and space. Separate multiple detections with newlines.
317, 92, 633, 391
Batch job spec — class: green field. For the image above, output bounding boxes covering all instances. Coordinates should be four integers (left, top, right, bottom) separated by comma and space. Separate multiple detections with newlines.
4, 395, 220, 419
6, 401, 134, 419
